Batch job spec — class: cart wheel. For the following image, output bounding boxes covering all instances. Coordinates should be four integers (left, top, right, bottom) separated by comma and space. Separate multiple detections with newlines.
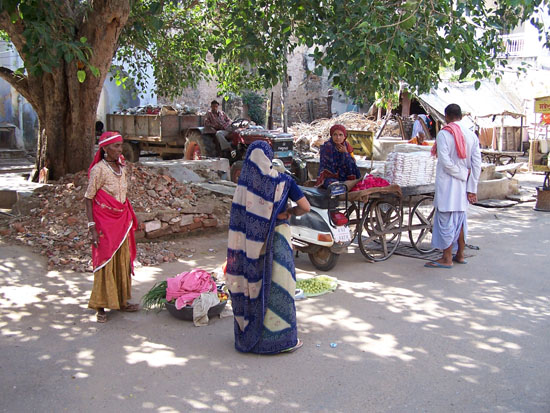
358, 200, 402, 262
364, 201, 400, 244
184, 130, 217, 160
230, 161, 244, 183
308, 247, 340, 271
345, 202, 365, 244
408, 196, 436, 254
122, 142, 140, 163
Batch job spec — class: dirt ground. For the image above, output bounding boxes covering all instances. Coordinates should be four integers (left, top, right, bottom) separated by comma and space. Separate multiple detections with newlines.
1, 172, 550, 412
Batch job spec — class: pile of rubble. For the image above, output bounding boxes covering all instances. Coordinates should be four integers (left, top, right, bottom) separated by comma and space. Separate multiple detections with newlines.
0, 164, 232, 272
290, 112, 406, 155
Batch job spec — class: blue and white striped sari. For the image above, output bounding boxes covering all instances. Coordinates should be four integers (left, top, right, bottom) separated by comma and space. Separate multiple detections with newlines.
227, 141, 298, 353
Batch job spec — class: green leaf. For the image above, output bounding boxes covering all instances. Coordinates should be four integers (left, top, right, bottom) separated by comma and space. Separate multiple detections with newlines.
474, 80, 481, 90
80, 37, 87, 44
89, 65, 100, 77
40, 63, 52, 73
77, 70, 86, 83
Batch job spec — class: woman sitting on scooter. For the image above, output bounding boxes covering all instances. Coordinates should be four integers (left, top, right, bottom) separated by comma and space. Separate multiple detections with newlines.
315, 124, 361, 188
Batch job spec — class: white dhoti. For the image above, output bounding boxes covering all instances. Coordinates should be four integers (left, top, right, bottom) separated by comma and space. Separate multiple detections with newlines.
431, 209, 467, 252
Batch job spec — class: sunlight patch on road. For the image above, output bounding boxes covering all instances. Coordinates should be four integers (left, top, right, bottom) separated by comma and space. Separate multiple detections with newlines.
124, 341, 188, 367
0, 285, 46, 307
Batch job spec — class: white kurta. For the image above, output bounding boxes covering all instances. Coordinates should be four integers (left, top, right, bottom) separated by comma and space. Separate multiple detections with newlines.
433, 121, 482, 212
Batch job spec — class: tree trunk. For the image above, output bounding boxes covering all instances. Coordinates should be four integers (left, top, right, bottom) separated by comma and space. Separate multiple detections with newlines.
32, 69, 98, 180
0, 1, 130, 181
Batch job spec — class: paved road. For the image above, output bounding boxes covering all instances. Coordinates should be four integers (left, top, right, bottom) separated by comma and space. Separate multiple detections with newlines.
1, 178, 549, 412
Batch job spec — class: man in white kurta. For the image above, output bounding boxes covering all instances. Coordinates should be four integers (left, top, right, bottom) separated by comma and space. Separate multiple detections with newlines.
425, 104, 481, 268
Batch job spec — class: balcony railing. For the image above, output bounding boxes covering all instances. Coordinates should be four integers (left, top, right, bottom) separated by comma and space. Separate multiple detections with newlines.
502, 33, 526, 57
503, 34, 525, 56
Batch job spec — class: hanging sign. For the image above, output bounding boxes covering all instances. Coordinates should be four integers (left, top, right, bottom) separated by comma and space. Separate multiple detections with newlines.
535, 96, 550, 114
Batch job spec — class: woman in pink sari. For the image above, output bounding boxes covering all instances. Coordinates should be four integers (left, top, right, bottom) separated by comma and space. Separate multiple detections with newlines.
85, 131, 138, 322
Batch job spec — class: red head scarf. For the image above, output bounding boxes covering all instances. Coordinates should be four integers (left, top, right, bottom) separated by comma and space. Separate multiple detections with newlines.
88, 131, 124, 176
330, 124, 347, 140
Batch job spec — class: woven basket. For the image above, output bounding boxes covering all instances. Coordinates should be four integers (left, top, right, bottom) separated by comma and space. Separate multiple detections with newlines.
535, 187, 550, 212
165, 300, 227, 321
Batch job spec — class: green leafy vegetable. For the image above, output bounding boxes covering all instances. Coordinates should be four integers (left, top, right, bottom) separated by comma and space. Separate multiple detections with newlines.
141, 281, 168, 311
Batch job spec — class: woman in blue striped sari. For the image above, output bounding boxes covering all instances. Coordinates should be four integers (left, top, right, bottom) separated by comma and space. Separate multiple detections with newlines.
226, 141, 310, 354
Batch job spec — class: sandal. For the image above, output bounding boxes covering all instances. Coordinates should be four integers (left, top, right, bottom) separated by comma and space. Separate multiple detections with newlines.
96, 312, 107, 323
280, 339, 303, 354
120, 303, 139, 312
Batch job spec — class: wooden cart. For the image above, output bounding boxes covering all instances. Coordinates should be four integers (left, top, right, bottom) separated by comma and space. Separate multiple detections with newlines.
338, 182, 436, 262
480, 149, 523, 165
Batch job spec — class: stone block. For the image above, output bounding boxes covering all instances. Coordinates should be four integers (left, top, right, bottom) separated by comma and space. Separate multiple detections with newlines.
182, 221, 202, 232
202, 218, 218, 227
145, 225, 174, 239
157, 209, 180, 222
169, 216, 181, 224
144, 220, 162, 233
179, 215, 195, 226
135, 211, 157, 223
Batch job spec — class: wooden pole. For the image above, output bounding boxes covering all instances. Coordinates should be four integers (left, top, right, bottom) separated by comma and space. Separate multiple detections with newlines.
519, 116, 524, 152
499, 116, 505, 151
397, 116, 406, 140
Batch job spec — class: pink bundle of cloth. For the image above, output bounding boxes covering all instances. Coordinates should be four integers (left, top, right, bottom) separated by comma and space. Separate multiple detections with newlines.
166, 269, 217, 310
351, 175, 390, 192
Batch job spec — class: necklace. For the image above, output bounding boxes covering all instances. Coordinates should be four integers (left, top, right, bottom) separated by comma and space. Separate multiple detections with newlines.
102, 159, 122, 176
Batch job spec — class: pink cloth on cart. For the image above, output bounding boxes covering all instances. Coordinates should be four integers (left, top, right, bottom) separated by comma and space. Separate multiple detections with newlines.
166, 269, 217, 310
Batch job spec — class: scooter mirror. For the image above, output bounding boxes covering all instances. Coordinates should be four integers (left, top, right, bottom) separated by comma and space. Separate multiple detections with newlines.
272, 158, 286, 173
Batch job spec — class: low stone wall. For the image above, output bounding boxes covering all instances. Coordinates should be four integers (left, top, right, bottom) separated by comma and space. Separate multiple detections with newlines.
477, 172, 519, 200
135, 207, 218, 240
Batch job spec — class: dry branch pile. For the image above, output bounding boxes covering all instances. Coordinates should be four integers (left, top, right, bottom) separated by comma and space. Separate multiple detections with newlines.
290, 112, 405, 154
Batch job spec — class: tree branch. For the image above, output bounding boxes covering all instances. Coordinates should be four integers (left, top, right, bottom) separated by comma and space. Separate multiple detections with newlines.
0, 11, 29, 62
0, 66, 35, 108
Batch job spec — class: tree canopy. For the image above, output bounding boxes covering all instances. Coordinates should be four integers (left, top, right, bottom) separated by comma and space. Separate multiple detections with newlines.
2, 0, 549, 105
0, 0, 549, 179
210, 0, 550, 102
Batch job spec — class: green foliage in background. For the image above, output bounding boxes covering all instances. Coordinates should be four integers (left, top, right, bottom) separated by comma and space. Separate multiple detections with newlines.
242, 91, 266, 125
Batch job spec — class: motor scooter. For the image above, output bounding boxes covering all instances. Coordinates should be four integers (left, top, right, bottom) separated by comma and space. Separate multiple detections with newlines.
288, 182, 353, 271
272, 159, 352, 271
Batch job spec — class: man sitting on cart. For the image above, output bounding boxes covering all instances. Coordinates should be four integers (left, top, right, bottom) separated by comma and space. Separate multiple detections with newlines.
315, 124, 361, 188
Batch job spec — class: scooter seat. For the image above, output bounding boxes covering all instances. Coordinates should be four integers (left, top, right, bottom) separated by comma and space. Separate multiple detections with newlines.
300, 186, 330, 209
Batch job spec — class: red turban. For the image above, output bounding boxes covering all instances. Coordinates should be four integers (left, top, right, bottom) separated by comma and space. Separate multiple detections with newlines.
330, 124, 347, 139
88, 131, 124, 176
